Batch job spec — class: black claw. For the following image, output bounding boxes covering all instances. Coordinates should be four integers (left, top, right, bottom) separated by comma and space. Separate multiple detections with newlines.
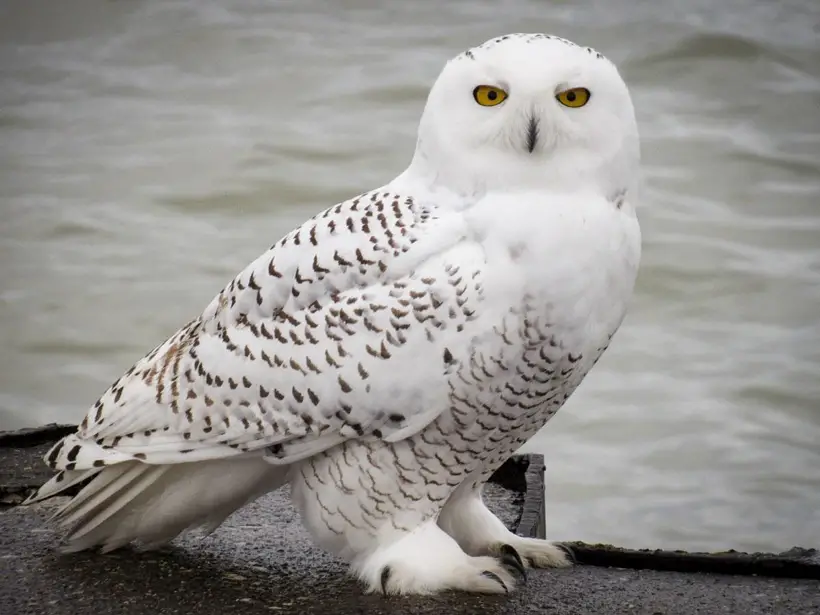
498, 544, 527, 582
481, 570, 509, 593
380, 566, 392, 595
556, 543, 578, 564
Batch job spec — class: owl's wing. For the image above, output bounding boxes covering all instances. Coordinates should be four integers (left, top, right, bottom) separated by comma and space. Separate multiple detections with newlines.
41, 188, 484, 477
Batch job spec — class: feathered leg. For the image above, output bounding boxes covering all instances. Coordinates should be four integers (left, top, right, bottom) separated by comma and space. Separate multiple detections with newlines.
438, 484, 572, 570
351, 519, 524, 595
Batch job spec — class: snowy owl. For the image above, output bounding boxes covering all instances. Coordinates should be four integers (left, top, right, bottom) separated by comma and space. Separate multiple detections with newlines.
26, 33, 641, 595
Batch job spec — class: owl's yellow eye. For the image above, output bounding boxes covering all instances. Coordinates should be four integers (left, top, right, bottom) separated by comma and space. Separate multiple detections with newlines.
556, 87, 591, 108
473, 85, 508, 107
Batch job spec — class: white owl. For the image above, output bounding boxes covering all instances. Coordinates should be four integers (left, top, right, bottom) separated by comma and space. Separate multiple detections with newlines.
26, 33, 641, 595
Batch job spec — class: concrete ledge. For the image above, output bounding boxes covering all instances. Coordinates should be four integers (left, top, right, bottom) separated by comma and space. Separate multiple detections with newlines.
2, 425, 819, 615
0, 423, 78, 447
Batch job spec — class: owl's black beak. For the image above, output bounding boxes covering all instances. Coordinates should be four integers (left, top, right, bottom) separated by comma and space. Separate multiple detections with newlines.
525, 114, 539, 154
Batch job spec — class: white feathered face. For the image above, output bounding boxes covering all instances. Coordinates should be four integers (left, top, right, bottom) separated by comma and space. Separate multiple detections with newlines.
411, 34, 640, 197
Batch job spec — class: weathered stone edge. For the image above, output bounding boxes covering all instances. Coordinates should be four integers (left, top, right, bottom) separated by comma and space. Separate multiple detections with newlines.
566, 542, 819, 580
516, 455, 546, 540
0, 423, 76, 447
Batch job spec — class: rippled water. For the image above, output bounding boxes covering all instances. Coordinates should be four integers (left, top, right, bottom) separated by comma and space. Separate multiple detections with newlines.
1, 0, 819, 553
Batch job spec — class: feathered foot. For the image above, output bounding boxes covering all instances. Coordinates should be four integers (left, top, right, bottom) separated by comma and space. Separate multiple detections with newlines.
352, 520, 526, 595
438, 486, 573, 571
487, 538, 573, 569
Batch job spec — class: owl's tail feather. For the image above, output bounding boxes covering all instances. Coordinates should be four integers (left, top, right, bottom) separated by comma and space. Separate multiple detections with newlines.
25, 456, 289, 553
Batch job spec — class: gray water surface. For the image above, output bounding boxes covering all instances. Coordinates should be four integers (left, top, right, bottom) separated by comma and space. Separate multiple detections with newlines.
1, 0, 819, 554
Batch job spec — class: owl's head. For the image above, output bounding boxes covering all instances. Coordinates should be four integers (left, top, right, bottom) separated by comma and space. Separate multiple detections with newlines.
408, 34, 640, 200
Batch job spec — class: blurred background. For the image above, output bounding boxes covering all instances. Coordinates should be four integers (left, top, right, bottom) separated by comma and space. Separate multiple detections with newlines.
1, 0, 818, 554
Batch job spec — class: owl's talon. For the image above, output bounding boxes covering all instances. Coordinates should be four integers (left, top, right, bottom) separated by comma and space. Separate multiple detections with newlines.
498, 544, 527, 582
555, 543, 577, 564
480, 570, 509, 593
380, 566, 392, 594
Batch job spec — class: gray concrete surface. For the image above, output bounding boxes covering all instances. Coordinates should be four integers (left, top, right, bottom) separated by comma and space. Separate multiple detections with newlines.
1, 426, 818, 615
